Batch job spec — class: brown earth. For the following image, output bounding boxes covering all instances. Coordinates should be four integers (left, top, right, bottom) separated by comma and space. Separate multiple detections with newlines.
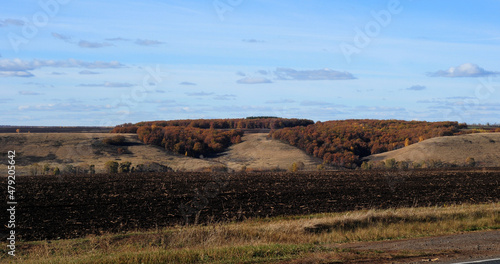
367, 133, 500, 167
4, 169, 499, 241
0, 132, 321, 175
338, 230, 500, 264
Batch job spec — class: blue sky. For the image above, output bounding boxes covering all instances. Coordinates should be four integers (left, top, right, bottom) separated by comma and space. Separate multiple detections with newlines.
1, 0, 499, 126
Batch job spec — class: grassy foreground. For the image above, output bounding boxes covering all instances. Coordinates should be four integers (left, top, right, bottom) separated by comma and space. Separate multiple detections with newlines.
2, 203, 499, 263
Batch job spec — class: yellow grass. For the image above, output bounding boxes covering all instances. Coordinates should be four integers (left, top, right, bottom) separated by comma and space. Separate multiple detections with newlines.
2, 203, 499, 263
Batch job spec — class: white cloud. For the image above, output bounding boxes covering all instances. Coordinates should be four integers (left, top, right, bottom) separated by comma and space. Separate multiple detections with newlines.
0, 71, 33, 77
428, 63, 499, 77
236, 77, 272, 84
274, 67, 356, 80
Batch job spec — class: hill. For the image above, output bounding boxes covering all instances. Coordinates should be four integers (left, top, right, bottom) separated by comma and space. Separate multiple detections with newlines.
215, 133, 322, 171
0, 132, 321, 175
270, 119, 466, 167
367, 133, 500, 167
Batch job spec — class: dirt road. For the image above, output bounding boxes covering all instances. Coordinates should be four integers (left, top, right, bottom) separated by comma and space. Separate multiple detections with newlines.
339, 230, 500, 263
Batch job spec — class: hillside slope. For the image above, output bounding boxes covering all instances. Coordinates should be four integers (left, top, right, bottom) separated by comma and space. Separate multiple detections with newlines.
0, 133, 219, 175
215, 133, 323, 171
367, 133, 500, 166
0, 132, 322, 175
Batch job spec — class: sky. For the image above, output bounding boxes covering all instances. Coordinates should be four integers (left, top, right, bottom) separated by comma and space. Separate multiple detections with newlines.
1, 0, 499, 126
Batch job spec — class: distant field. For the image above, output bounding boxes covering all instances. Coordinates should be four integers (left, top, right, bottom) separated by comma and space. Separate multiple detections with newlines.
0, 126, 112, 133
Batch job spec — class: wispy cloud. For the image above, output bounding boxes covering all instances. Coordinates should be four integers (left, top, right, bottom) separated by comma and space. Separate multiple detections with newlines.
18, 103, 112, 112
78, 40, 113, 48
105, 37, 130, 41
79, 82, 135, 88
406, 85, 426, 91
19, 91, 43, 95
256, 70, 269, 75
135, 39, 164, 46
265, 99, 295, 104
242, 39, 265, 43
275, 67, 356, 80
0, 18, 24, 27
300, 100, 333, 106
355, 106, 406, 112
0, 71, 33, 77
0, 58, 124, 77
236, 71, 246, 76
79, 70, 100, 75
427, 63, 499, 78
52, 32, 72, 43
214, 94, 237, 100
186, 92, 214, 96
179, 81, 196, 85
236, 77, 272, 84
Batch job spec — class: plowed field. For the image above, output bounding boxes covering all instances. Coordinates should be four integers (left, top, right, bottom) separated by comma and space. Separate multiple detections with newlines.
2, 169, 499, 241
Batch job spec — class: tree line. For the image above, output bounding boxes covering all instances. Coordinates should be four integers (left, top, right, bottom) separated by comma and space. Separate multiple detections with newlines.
111, 118, 314, 158
269, 119, 467, 168
111, 118, 314, 133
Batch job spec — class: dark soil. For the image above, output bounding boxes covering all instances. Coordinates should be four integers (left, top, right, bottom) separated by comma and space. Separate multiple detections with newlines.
1, 168, 499, 241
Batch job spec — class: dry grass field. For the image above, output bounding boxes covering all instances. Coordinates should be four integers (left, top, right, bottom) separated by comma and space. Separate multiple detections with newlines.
3, 203, 499, 263
215, 133, 323, 171
367, 132, 500, 167
0, 132, 321, 175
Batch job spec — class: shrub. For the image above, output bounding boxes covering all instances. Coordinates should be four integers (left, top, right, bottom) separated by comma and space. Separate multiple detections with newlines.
135, 162, 172, 172
102, 135, 126, 146
290, 161, 305, 172
384, 159, 396, 169
360, 161, 371, 170
465, 157, 476, 167
30, 163, 41, 176
105, 161, 119, 173
119, 161, 132, 173
43, 164, 51, 175
63, 165, 75, 174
